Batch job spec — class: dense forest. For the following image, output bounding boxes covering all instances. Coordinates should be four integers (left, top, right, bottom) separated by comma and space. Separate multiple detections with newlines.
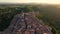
0, 4, 60, 34
36, 4, 60, 34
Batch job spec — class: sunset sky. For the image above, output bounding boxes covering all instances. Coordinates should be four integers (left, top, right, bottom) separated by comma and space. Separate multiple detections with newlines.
0, 0, 60, 4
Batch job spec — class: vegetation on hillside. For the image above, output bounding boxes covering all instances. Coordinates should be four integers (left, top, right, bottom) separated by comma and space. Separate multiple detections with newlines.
36, 5, 60, 34
0, 5, 38, 31
0, 4, 60, 34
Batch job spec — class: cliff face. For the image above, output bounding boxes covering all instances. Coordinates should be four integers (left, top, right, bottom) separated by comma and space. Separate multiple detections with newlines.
1, 13, 52, 34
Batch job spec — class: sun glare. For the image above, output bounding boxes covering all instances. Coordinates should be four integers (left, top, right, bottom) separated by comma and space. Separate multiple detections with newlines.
0, 0, 60, 4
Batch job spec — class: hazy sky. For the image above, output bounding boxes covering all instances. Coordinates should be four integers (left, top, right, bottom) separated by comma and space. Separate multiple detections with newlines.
0, 0, 60, 4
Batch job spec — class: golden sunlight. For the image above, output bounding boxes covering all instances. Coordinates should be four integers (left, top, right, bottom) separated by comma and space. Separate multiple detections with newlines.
0, 0, 60, 4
